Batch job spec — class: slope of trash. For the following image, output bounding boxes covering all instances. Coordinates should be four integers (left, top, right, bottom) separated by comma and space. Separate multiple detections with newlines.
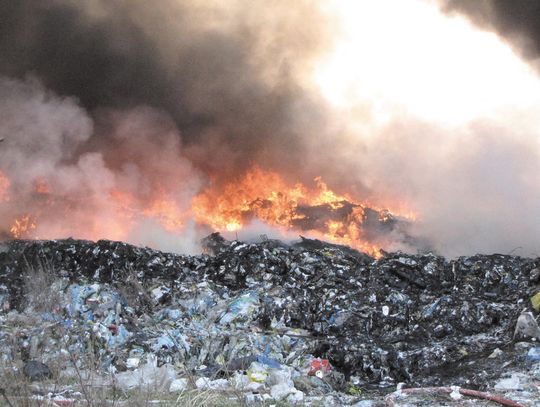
0, 234, 540, 406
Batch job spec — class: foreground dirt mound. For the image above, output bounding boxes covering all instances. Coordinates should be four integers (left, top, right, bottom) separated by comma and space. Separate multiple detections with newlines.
0, 236, 539, 405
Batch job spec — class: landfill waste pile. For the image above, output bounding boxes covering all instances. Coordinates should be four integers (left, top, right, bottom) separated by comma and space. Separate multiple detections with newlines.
0, 234, 540, 406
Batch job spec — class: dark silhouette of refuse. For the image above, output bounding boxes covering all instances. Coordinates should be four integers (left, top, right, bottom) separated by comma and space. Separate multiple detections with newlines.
0, 233, 539, 399
23, 360, 52, 381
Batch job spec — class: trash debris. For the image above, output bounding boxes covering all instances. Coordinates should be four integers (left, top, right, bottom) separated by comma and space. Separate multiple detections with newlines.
126, 357, 140, 369
23, 360, 52, 381
526, 347, 540, 362
115, 356, 176, 392
494, 373, 526, 391
531, 291, 540, 311
0, 234, 539, 405
247, 361, 270, 383
270, 382, 303, 402
385, 386, 525, 407
308, 358, 332, 377
352, 401, 377, 407
514, 311, 540, 340
195, 377, 229, 390
169, 378, 188, 392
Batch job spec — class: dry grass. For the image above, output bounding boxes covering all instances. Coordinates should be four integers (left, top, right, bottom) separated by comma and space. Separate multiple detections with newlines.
21, 258, 64, 314
0, 375, 254, 407
0, 262, 294, 407
115, 267, 154, 313
0, 348, 290, 406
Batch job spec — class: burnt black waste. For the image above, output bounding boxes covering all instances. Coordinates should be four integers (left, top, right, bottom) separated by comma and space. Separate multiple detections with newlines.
0, 234, 539, 395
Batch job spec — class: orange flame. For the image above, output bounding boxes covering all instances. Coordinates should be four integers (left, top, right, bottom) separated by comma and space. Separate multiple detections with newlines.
192, 168, 307, 232
109, 188, 186, 232
2, 166, 415, 256
0, 171, 10, 202
10, 214, 37, 238
109, 189, 138, 217
143, 195, 185, 231
192, 167, 412, 256
34, 177, 51, 194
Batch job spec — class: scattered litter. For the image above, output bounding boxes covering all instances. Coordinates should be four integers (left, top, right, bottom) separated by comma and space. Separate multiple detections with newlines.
169, 378, 189, 392
0, 235, 539, 405
489, 348, 504, 358
514, 311, 540, 340
494, 373, 525, 391
308, 358, 332, 377
530, 291, 540, 311
195, 377, 229, 390
526, 347, 540, 362
23, 360, 52, 381
115, 357, 176, 392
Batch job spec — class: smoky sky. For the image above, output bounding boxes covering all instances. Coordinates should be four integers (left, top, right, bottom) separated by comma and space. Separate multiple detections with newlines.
0, 0, 336, 181
5, 0, 540, 257
441, 0, 540, 63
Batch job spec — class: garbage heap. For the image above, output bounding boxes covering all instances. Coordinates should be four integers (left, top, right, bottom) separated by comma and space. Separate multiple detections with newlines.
1, 234, 540, 404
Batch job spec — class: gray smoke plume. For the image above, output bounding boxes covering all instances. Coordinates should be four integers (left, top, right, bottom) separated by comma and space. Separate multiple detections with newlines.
440, 0, 540, 66
0, 76, 204, 253
0, 0, 338, 181
3, 0, 540, 258
357, 114, 540, 257
0, 0, 350, 252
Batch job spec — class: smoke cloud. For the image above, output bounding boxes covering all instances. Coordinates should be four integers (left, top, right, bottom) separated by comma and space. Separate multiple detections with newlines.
0, 0, 338, 181
2, 0, 540, 257
310, 0, 540, 257
440, 0, 540, 65
0, 76, 204, 253
357, 114, 540, 257
0, 0, 346, 253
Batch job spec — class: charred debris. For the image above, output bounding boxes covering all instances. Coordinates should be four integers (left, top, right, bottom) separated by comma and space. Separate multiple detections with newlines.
0, 234, 540, 405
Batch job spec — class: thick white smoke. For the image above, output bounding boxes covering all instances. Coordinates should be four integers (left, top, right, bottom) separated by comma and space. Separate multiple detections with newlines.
3, 0, 540, 258
312, 0, 540, 257
357, 116, 540, 257
0, 76, 205, 254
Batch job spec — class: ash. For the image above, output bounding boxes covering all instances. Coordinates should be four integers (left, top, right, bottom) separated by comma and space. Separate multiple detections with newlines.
0, 234, 539, 406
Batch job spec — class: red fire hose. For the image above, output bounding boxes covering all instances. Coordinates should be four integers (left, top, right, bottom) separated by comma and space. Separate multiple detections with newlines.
384, 386, 525, 407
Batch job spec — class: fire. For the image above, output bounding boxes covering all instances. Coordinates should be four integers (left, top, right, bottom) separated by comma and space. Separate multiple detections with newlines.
193, 168, 307, 232
109, 189, 138, 215
10, 214, 36, 239
193, 167, 411, 256
109, 189, 186, 232
0, 171, 9, 202
34, 177, 51, 194
1, 165, 413, 256
312, 176, 349, 209
142, 195, 185, 231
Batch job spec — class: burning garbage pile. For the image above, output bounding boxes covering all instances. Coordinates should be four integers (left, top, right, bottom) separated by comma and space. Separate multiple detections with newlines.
191, 168, 416, 256
0, 236, 540, 405
0, 165, 416, 257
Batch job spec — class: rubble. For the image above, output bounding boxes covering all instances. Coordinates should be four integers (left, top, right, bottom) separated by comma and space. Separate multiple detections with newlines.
22, 360, 52, 381
514, 311, 540, 340
0, 235, 540, 405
